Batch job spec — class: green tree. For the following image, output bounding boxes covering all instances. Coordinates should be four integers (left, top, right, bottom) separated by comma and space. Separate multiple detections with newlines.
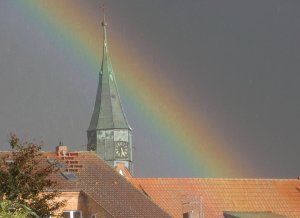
0, 134, 65, 217
0, 199, 38, 218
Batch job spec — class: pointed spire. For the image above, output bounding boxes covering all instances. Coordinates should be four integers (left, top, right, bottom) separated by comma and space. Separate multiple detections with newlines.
88, 7, 131, 131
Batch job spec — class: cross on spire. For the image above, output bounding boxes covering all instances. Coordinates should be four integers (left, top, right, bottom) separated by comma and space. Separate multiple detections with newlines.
100, 4, 107, 27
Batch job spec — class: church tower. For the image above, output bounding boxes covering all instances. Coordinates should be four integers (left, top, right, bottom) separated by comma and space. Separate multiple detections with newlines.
87, 15, 133, 174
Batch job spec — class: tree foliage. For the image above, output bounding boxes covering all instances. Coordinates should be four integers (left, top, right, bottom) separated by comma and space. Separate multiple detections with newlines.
0, 199, 38, 218
0, 134, 65, 217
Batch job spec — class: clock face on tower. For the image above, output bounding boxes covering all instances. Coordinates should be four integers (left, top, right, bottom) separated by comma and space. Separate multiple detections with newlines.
114, 141, 129, 159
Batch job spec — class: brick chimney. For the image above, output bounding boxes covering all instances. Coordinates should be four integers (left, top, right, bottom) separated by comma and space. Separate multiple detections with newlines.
182, 195, 203, 218
56, 142, 67, 156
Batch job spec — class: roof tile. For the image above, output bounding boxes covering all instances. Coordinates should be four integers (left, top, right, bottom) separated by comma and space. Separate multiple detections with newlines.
129, 178, 300, 218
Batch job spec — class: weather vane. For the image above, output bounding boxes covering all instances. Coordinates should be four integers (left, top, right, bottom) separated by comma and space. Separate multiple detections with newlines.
100, 4, 107, 27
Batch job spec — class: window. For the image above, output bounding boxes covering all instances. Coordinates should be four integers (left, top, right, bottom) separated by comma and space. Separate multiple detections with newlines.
91, 214, 98, 218
63, 211, 82, 218
5, 159, 14, 164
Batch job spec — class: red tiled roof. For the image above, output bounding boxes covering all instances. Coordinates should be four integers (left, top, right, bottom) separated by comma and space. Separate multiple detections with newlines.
40, 151, 171, 217
129, 178, 300, 218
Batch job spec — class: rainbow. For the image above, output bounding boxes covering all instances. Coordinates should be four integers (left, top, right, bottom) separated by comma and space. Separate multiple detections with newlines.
15, 0, 253, 177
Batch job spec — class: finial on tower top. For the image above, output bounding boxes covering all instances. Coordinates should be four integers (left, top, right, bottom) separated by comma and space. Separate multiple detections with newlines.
100, 4, 107, 27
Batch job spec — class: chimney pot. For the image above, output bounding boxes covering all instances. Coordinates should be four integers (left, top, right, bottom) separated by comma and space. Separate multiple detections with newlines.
56, 145, 68, 156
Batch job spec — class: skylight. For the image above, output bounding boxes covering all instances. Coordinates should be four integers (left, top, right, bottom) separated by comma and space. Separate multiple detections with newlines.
61, 171, 78, 181
47, 159, 65, 169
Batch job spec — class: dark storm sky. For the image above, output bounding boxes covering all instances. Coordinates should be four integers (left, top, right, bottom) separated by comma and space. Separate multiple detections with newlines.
0, 0, 299, 178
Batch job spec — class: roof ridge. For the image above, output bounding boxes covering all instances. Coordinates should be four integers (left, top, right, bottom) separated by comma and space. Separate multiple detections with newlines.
40, 150, 94, 154
131, 177, 300, 181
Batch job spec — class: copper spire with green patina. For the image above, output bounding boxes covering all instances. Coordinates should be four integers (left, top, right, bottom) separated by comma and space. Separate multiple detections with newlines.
88, 14, 131, 131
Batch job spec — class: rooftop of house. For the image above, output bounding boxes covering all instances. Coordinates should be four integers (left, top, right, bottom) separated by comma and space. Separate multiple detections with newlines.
3, 145, 300, 218
129, 177, 300, 218
3, 146, 170, 218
